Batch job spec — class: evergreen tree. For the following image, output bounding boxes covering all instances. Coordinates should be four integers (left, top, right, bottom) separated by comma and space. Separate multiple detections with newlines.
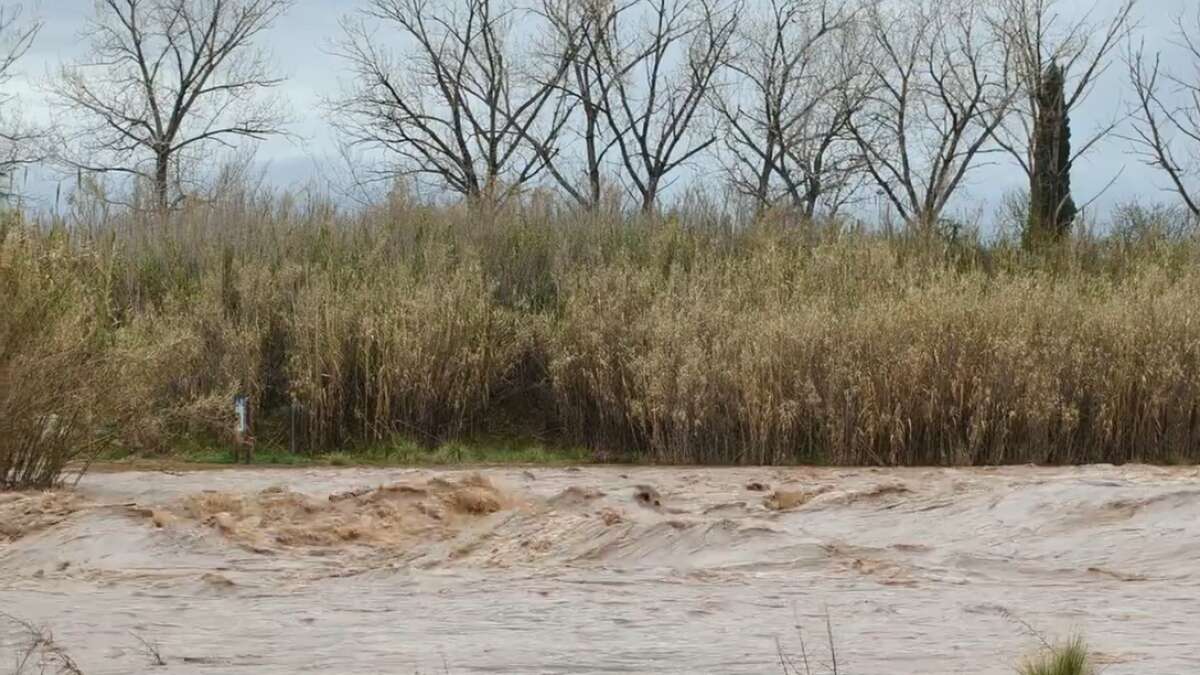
1026, 62, 1077, 247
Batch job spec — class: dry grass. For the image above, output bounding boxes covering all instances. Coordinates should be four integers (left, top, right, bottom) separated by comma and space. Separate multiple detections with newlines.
549, 239, 1200, 465
1, 613, 83, 675
287, 260, 529, 450
3, 192, 1200, 482
0, 217, 121, 489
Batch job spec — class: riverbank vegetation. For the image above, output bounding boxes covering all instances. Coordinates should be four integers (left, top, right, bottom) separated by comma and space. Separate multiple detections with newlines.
4, 195, 1198, 488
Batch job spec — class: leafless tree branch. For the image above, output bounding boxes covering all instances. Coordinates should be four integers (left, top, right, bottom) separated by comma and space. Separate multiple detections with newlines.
0, 3, 42, 195
711, 0, 868, 218
848, 0, 1015, 228
1126, 10, 1200, 218
47, 0, 293, 211
588, 0, 740, 213
331, 0, 578, 208
986, 0, 1137, 178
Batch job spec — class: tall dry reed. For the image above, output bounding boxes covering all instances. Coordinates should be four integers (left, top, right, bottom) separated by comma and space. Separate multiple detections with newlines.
287, 256, 530, 450
4, 193, 1199, 476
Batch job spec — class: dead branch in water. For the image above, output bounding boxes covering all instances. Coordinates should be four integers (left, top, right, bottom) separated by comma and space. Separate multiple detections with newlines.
1, 613, 83, 675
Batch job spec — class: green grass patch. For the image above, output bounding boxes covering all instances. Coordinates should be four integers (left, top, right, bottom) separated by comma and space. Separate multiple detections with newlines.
321, 437, 594, 466
180, 447, 314, 466
101, 434, 593, 468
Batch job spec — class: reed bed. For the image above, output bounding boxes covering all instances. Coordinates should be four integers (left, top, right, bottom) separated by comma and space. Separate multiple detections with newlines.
3, 194, 1198, 484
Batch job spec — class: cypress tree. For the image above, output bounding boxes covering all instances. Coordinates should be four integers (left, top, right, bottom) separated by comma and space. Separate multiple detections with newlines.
1026, 62, 1077, 248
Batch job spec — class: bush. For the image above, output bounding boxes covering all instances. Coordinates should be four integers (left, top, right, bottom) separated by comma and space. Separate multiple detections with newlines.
0, 222, 117, 489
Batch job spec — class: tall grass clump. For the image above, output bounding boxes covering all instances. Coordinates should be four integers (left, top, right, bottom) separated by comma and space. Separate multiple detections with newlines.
7, 190, 1200, 469
288, 256, 530, 450
1018, 636, 1095, 675
109, 260, 285, 450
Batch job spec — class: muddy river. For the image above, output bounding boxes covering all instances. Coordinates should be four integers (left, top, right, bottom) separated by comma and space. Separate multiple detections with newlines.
2, 465, 1199, 674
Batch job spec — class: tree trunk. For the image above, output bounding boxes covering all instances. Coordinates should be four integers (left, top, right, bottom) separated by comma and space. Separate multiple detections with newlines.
154, 151, 170, 213
584, 107, 602, 210
641, 177, 659, 215
802, 175, 820, 221
754, 130, 777, 214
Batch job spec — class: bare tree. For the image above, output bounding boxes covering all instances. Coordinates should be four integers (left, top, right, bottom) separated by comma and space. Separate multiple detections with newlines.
530, 0, 627, 210
589, 0, 740, 213
1127, 9, 1200, 218
531, 0, 737, 213
48, 0, 293, 211
0, 3, 41, 195
987, 0, 1137, 181
333, 0, 577, 207
712, 0, 868, 218
848, 0, 1014, 228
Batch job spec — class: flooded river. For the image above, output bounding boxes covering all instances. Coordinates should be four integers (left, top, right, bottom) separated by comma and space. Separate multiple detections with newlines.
3, 465, 1199, 674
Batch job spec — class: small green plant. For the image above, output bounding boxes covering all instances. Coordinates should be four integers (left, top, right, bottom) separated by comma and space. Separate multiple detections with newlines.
1018, 636, 1094, 675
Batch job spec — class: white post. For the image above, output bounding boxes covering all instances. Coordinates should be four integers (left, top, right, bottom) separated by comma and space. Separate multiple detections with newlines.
234, 394, 249, 462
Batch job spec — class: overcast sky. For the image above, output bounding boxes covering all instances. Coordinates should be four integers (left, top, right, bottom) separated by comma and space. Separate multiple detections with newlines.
8, 0, 1199, 222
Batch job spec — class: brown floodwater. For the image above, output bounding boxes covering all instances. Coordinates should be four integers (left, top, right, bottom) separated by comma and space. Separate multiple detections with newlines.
3, 464, 1199, 674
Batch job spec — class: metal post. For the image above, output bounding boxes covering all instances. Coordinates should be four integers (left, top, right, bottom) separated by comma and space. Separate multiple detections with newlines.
234, 394, 250, 463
